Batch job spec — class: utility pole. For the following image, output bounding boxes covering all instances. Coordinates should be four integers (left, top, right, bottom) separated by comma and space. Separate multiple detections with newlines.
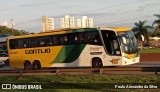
11, 19, 14, 36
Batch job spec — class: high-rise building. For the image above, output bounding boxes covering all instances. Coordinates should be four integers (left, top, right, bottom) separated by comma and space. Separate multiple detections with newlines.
60, 15, 75, 28
46, 18, 54, 30
60, 18, 65, 28
42, 16, 55, 32
77, 19, 82, 28
77, 16, 93, 28
82, 16, 88, 28
86, 18, 93, 28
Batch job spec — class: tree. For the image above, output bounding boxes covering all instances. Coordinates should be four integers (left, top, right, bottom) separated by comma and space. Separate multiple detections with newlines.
152, 13, 160, 36
132, 20, 153, 43
0, 26, 29, 36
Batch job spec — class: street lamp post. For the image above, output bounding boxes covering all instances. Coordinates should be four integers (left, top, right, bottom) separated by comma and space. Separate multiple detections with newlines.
11, 19, 14, 36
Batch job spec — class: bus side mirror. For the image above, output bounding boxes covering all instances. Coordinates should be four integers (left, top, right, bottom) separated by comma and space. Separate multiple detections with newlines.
122, 37, 127, 44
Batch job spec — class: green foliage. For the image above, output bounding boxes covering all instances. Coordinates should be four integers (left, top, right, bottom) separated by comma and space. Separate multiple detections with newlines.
153, 13, 160, 36
139, 48, 160, 53
0, 75, 158, 91
0, 75, 158, 83
132, 20, 153, 43
0, 26, 29, 36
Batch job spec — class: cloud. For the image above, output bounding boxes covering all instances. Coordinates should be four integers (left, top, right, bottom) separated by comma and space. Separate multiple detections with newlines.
62, 5, 78, 9
1, 21, 9, 27
96, 19, 122, 26
80, 13, 115, 17
1, 20, 16, 28
18, 0, 60, 8
136, 1, 160, 12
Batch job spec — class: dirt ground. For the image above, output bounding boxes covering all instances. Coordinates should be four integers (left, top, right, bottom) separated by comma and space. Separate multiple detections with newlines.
140, 53, 160, 62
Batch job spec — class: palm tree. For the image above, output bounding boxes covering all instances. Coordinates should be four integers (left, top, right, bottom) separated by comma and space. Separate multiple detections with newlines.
132, 20, 153, 43
152, 13, 160, 36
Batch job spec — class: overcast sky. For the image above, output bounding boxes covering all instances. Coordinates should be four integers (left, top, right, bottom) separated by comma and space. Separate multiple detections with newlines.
0, 0, 159, 33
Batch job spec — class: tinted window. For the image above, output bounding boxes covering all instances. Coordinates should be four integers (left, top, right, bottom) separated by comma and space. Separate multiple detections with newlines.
9, 39, 18, 49
52, 36, 59, 46
18, 39, 29, 48
29, 37, 39, 48
102, 30, 120, 55
39, 36, 52, 46
52, 32, 102, 45
84, 31, 102, 45
9, 31, 102, 49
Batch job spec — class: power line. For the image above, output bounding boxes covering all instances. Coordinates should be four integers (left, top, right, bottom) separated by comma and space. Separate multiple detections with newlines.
73, 0, 140, 15
95, 2, 160, 20
15, 0, 140, 26
14, 0, 159, 31
97, 15, 153, 26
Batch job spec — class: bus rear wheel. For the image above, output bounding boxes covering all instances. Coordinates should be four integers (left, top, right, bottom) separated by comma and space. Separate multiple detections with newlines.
33, 61, 41, 70
92, 58, 103, 68
24, 61, 31, 70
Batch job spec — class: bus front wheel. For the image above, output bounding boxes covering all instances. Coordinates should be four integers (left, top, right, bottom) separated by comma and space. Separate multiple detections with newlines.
24, 61, 31, 70
92, 58, 103, 68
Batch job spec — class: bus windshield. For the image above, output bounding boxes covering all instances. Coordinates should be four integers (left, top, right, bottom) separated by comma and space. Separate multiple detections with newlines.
118, 31, 138, 54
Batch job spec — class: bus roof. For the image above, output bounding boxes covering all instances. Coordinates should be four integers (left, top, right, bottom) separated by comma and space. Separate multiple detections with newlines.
8, 27, 131, 39
99, 27, 131, 32
45, 27, 131, 32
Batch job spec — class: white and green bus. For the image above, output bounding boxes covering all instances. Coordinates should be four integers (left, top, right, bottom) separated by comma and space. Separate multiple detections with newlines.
7, 27, 139, 70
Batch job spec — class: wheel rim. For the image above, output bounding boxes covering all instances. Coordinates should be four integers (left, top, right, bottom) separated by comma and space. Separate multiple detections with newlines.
93, 58, 103, 68
24, 63, 31, 70
95, 61, 102, 67
33, 63, 39, 70
34, 63, 38, 70
95, 61, 102, 68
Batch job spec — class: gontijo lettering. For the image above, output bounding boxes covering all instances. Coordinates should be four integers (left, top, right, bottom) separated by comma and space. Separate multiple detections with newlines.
25, 48, 51, 54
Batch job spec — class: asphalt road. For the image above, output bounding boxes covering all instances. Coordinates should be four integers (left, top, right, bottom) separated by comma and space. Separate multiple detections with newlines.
0, 66, 16, 70
128, 61, 160, 67
0, 61, 160, 70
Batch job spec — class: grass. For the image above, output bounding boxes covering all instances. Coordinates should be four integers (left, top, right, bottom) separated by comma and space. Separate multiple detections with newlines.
0, 74, 158, 83
0, 74, 159, 92
139, 48, 160, 53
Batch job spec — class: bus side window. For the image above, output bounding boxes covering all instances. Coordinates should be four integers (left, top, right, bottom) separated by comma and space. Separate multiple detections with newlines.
74, 35, 78, 43
85, 32, 91, 44
52, 36, 58, 46
9, 39, 18, 49
18, 39, 29, 48
67, 33, 75, 45
58, 34, 68, 45
39, 36, 52, 47
111, 39, 120, 55
59, 35, 65, 45
23, 39, 29, 48
29, 37, 39, 48
64, 35, 68, 44
102, 31, 120, 55
78, 33, 85, 44
84, 31, 101, 45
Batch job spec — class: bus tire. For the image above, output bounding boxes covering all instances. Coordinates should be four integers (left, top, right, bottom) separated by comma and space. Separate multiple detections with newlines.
92, 58, 103, 68
24, 60, 31, 70
33, 60, 41, 70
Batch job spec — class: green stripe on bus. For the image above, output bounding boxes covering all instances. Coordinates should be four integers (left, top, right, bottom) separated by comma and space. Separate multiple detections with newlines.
64, 44, 86, 63
51, 44, 86, 63
51, 45, 74, 63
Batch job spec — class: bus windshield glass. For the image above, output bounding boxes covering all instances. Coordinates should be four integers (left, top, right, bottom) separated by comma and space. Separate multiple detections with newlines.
118, 31, 138, 54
